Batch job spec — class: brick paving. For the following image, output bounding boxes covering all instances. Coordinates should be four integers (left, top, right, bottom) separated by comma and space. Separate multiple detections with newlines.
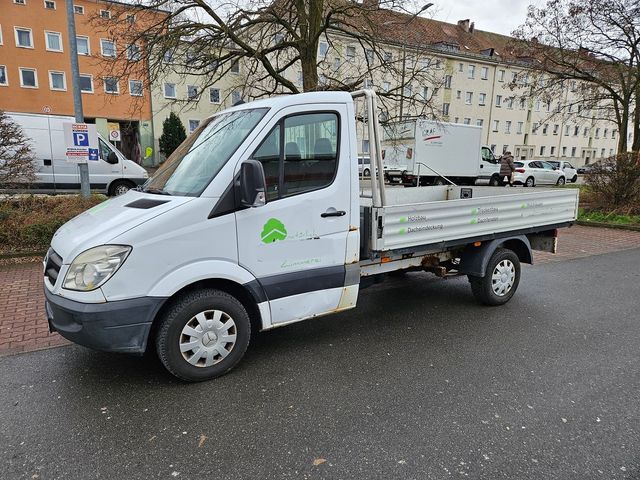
0, 225, 639, 357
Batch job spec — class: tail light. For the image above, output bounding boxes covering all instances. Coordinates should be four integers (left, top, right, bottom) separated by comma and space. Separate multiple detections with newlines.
515, 168, 525, 173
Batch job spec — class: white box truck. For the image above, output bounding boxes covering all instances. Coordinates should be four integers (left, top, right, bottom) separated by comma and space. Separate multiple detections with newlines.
43, 91, 578, 381
382, 119, 502, 186
5, 113, 148, 196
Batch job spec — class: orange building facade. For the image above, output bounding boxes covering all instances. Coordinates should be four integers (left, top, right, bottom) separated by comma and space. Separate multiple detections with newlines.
0, 0, 165, 164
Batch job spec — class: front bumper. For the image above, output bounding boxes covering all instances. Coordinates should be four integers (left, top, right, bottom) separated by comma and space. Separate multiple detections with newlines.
45, 288, 166, 354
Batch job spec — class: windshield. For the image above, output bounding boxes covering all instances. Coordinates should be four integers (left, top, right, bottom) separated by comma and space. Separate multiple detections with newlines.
145, 108, 268, 196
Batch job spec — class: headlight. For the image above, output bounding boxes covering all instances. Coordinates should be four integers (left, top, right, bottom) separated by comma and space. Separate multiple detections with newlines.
63, 245, 131, 291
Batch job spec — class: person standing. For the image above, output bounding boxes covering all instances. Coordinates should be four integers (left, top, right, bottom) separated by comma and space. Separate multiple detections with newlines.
500, 151, 515, 186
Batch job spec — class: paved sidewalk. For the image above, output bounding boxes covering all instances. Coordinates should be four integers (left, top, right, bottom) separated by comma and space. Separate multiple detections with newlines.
1, 225, 639, 356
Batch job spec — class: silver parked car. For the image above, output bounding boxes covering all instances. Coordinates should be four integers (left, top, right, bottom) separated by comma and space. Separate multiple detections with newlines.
547, 160, 578, 183
513, 160, 566, 187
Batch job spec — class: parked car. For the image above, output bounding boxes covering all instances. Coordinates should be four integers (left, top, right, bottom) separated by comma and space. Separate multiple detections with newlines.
513, 160, 566, 187
358, 156, 372, 177
577, 164, 593, 174
547, 160, 578, 183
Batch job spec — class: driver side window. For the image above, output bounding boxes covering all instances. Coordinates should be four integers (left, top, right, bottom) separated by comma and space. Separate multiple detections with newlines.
98, 138, 117, 163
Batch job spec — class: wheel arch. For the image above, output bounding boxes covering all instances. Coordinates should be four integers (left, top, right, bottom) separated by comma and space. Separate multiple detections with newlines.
458, 235, 532, 277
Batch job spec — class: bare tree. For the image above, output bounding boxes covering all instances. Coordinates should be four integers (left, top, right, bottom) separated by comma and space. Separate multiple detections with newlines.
0, 111, 36, 187
97, 0, 445, 122
512, 0, 640, 153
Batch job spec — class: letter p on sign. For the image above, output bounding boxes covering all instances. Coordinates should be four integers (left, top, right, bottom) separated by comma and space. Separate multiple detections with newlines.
73, 132, 89, 146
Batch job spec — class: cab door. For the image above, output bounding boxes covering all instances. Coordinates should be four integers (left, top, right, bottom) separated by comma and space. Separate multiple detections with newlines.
235, 105, 352, 326
93, 137, 123, 189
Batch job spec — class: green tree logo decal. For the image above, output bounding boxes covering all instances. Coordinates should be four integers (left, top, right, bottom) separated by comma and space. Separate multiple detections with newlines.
261, 218, 287, 243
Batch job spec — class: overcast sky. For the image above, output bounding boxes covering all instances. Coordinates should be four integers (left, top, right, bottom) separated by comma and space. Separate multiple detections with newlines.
430, 0, 538, 36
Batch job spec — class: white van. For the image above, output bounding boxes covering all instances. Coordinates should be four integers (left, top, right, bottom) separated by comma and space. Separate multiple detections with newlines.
7, 112, 148, 196
44, 91, 578, 381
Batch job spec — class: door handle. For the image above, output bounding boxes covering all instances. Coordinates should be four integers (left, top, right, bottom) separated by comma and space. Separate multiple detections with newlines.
321, 210, 346, 218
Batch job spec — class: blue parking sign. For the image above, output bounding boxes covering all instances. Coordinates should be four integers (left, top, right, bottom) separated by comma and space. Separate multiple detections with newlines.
73, 132, 89, 146
88, 148, 99, 161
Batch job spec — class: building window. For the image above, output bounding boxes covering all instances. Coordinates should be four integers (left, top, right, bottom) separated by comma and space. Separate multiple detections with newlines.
442, 103, 450, 116
73, 4, 83, 14
454, 117, 459, 124
550, 146, 556, 155
19, 68, 38, 88
100, 39, 116, 58
188, 120, 200, 134
103, 77, 119, 94
48, 71, 66, 90
346, 46, 356, 59
444, 75, 452, 89
126, 44, 141, 61
209, 88, 220, 104
519, 97, 526, 109
383, 51, 392, 62
505, 121, 512, 134
571, 147, 577, 157
517, 122, 523, 134
363, 78, 373, 89
187, 85, 198, 101
458, 62, 464, 72
600, 148, 606, 157
468, 64, 475, 79
502, 145, 509, 154
478, 93, 486, 106
495, 95, 502, 107
403, 84, 412, 97
76, 36, 89, 55
0, 66, 8, 86
14, 0, 26, 4
15, 27, 33, 48
230, 60, 240, 74
603, 128, 608, 138
422, 86, 428, 99
45, 31, 62, 52
532, 123, 539, 134
463, 118, 471, 125
506, 97, 513, 109
365, 49, 374, 63
492, 120, 499, 132
553, 124, 559, 135
498, 70, 505, 82
232, 90, 242, 104
595, 128, 600, 138
78, 74, 93, 93
161, 83, 175, 99
100, 9, 111, 19
319, 42, 328, 58
476, 119, 484, 127
540, 146, 545, 155
456, 90, 461, 99
44, 0, 55, 9
129, 79, 143, 96
465, 92, 473, 105
490, 144, 496, 153
542, 124, 548, 135
480, 67, 488, 80
562, 147, 567, 157
382, 81, 391, 92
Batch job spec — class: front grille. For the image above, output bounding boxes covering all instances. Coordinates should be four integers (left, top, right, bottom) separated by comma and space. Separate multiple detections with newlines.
45, 248, 63, 286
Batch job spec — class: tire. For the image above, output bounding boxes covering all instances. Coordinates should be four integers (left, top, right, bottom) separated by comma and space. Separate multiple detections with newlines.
468, 248, 521, 306
571, 175, 578, 183
489, 175, 501, 186
108, 180, 135, 196
556, 177, 566, 186
155, 288, 251, 382
363, 168, 370, 177
525, 176, 535, 188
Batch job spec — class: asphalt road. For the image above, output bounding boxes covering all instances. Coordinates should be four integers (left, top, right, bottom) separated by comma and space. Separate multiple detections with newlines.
2, 248, 640, 480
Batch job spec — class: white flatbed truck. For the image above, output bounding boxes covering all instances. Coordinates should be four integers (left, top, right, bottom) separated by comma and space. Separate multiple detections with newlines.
44, 91, 579, 381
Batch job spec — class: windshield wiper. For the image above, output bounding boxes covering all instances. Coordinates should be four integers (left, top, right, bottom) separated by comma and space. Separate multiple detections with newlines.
143, 187, 171, 195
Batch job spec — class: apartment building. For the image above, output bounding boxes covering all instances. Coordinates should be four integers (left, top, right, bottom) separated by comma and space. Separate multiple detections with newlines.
0, 0, 164, 165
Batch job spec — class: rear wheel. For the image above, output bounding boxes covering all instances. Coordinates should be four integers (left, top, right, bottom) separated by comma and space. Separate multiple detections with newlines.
155, 288, 251, 382
556, 177, 566, 186
434, 177, 446, 186
525, 176, 535, 188
468, 248, 521, 306
571, 175, 578, 183
108, 180, 136, 196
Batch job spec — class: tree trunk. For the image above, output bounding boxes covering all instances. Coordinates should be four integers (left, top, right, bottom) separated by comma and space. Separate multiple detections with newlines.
296, 0, 322, 92
633, 86, 640, 152
618, 106, 629, 153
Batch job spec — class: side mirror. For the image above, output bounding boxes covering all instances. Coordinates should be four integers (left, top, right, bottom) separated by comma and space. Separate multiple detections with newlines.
106, 151, 118, 164
239, 160, 267, 207
552, 166, 557, 170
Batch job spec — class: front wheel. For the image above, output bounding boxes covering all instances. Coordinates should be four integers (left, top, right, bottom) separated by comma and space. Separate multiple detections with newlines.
108, 180, 135, 196
155, 289, 251, 382
489, 175, 501, 186
557, 177, 566, 186
525, 176, 535, 188
468, 248, 521, 306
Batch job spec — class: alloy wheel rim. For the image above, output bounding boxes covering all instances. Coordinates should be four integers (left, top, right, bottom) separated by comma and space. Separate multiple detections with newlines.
491, 259, 516, 296
179, 310, 237, 367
